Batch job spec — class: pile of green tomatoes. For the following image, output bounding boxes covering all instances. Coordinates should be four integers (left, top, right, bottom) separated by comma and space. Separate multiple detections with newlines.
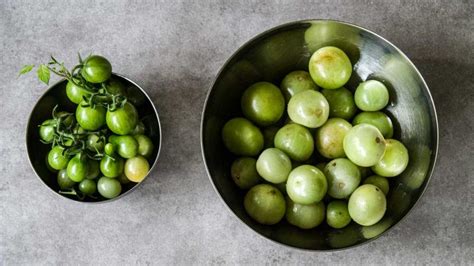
35, 54, 154, 200
222, 46, 409, 229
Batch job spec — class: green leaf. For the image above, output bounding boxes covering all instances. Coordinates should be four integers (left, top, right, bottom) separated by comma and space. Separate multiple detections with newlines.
18, 64, 34, 76
37, 64, 50, 85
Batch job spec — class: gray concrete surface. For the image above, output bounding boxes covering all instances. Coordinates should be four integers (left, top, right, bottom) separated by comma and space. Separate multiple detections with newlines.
1, 0, 473, 265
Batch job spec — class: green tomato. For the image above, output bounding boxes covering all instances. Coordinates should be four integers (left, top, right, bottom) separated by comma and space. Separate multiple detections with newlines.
324, 158, 361, 199
79, 179, 97, 195
241, 82, 285, 126
57, 169, 76, 189
286, 165, 327, 204
106, 102, 139, 135
66, 154, 88, 182
280, 70, 318, 101
354, 80, 389, 111
124, 156, 150, 183
244, 184, 286, 225
321, 87, 357, 120
361, 217, 393, 239
348, 184, 387, 226
352, 111, 394, 138
81, 55, 112, 83
343, 124, 386, 167
230, 157, 261, 189
109, 135, 138, 159
308, 46, 352, 89
97, 176, 122, 199
256, 148, 292, 184
285, 197, 325, 229
104, 143, 115, 156
76, 102, 106, 131
315, 118, 352, 159
287, 90, 329, 128
47, 146, 70, 170
274, 124, 314, 162
363, 175, 389, 195
86, 160, 100, 179
39, 119, 55, 143
105, 77, 126, 96
66, 80, 90, 104
262, 126, 279, 149
86, 134, 105, 152
134, 134, 154, 158
326, 200, 351, 229
131, 121, 146, 135
100, 154, 124, 178
221, 117, 264, 156
118, 173, 130, 184
372, 139, 409, 177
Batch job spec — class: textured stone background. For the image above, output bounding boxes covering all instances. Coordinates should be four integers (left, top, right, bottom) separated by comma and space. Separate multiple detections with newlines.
1, 0, 473, 265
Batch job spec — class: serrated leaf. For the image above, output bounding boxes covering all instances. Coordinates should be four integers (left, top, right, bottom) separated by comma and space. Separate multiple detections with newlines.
18, 64, 34, 76
37, 64, 50, 85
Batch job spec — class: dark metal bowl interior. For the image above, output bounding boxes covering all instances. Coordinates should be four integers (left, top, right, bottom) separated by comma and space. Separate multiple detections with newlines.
201, 20, 438, 250
26, 73, 161, 203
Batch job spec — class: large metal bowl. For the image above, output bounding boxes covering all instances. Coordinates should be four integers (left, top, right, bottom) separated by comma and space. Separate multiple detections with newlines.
201, 20, 438, 250
26, 73, 162, 203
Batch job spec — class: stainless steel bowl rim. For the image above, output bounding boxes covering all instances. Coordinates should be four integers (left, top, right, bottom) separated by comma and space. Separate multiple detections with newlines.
26, 72, 162, 204
200, 18, 439, 251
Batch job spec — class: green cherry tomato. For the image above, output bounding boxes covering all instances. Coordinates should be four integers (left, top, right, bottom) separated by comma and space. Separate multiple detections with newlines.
326, 200, 351, 229
286, 197, 325, 229
315, 118, 352, 159
280, 70, 318, 102
241, 82, 285, 126
372, 139, 409, 177
274, 124, 314, 162
352, 111, 394, 139
308, 46, 352, 89
348, 184, 387, 226
104, 143, 115, 156
86, 160, 100, 179
66, 154, 88, 182
244, 184, 286, 225
76, 102, 106, 130
79, 179, 97, 195
97, 176, 122, 199
343, 124, 386, 167
286, 165, 328, 204
321, 87, 357, 120
105, 77, 126, 96
287, 90, 329, 128
48, 146, 70, 170
354, 80, 389, 111
57, 169, 76, 189
39, 119, 55, 143
363, 175, 390, 195
124, 156, 150, 183
106, 102, 139, 135
81, 55, 112, 83
256, 148, 292, 184
134, 134, 154, 158
324, 158, 361, 199
221, 117, 264, 156
109, 135, 138, 159
66, 80, 90, 104
230, 157, 261, 189
100, 154, 124, 178
262, 126, 279, 149
361, 217, 393, 239
86, 134, 105, 152
131, 121, 146, 135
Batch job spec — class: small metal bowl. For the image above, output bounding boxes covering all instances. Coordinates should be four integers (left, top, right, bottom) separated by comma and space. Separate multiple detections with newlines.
201, 20, 438, 250
26, 73, 161, 203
